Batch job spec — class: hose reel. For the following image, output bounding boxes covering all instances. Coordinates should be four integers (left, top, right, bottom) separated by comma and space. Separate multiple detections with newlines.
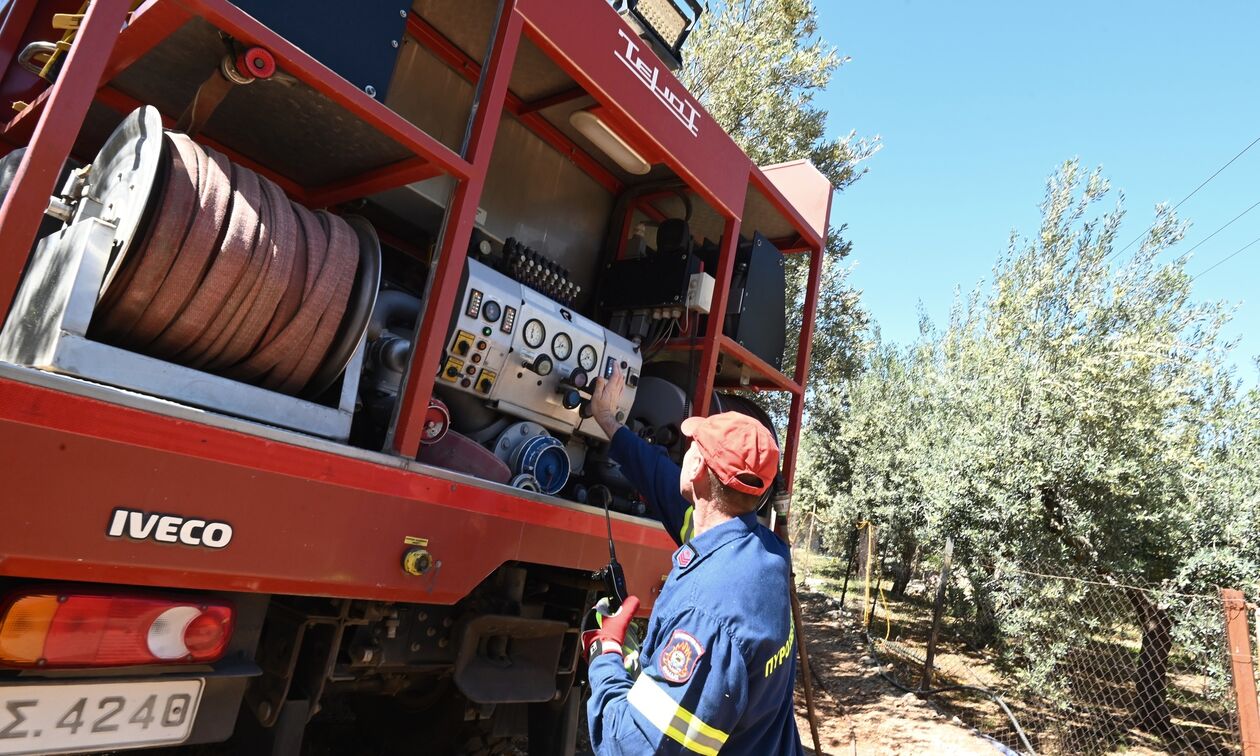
0, 107, 377, 439
81, 106, 379, 398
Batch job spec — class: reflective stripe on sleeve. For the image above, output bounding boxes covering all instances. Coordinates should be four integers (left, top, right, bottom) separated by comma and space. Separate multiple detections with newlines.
679, 505, 695, 542
627, 673, 729, 755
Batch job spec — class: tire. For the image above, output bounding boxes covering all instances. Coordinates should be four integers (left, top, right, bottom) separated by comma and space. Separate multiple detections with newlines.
459, 718, 522, 756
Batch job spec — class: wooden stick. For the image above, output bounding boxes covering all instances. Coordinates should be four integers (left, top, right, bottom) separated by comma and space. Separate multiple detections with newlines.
790, 575, 824, 755
1221, 588, 1260, 755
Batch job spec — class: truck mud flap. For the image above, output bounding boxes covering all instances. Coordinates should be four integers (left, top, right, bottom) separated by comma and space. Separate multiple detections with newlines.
453, 616, 570, 704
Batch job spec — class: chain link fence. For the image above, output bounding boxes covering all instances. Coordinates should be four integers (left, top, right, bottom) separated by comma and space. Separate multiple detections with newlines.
820, 530, 1248, 755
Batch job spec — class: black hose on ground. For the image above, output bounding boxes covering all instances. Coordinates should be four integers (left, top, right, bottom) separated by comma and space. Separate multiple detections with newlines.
863, 636, 1037, 756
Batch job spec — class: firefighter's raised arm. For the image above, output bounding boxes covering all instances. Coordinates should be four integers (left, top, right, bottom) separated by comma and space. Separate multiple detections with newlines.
592, 365, 693, 544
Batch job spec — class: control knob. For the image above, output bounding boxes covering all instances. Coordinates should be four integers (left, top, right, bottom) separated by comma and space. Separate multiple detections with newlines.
559, 387, 583, 410
528, 353, 553, 376
559, 368, 591, 412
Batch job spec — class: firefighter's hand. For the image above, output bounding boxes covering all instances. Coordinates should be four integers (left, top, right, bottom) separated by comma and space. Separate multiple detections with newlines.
590, 364, 626, 438
582, 595, 640, 659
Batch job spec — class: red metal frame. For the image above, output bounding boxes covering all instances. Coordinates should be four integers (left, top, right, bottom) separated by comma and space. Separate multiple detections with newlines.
692, 219, 740, 416
405, 11, 623, 196
0, 0, 132, 318
93, 84, 312, 203
751, 167, 824, 251
185, 0, 472, 180
0, 0, 830, 607
388, 3, 524, 458
0, 380, 675, 604
783, 246, 824, 489
517, 85, 587, 115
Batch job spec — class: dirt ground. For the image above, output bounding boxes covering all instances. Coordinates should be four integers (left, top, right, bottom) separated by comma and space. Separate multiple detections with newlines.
790, 589, 1003, 755
576, 586, 1001, 756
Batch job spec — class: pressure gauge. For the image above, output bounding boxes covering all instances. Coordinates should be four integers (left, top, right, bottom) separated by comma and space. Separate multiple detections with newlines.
482, 299, 502, 323
523, 319, 545, 348
578, 345, 598, 372
552, 332, 573, 361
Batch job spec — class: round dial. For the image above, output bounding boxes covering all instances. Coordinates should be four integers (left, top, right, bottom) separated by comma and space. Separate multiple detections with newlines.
578, 345, 598, 372
482, 300, 502, 322
552, 332, 573, 361
523, 319, 545, 348
529, 354, 553, 376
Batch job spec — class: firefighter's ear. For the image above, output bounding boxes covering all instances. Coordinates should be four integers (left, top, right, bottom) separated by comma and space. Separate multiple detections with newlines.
680, 444, 708, 492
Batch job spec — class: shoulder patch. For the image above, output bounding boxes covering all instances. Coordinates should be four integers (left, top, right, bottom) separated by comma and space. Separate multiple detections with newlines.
658, 629, 705, 683
676, 546, 694, 569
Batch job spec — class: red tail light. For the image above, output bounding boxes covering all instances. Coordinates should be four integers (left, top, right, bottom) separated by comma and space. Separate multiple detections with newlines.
0, 590, 233, 668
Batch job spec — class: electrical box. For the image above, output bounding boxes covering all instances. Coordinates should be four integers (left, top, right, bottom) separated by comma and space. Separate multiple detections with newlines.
231, 0, 407, 100
686, 272, 715, 314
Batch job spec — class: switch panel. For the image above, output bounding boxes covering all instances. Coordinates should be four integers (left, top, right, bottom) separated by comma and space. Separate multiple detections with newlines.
441, 259, 640, 440
441, 356, 464, 382
451, 329, 475, 358
476, 368, 497, 395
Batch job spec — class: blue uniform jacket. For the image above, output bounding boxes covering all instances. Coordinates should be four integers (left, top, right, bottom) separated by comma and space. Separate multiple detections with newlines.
587, 427, 803, 756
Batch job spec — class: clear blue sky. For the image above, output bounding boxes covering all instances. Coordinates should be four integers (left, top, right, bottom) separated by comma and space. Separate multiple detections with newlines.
817, 1, 1260, 385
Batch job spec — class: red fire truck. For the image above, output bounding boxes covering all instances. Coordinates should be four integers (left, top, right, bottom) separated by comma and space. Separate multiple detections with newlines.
0, 0, 831, 753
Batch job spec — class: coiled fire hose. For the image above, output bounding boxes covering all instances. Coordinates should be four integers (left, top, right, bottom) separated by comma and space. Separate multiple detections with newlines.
90, 132, 360, 395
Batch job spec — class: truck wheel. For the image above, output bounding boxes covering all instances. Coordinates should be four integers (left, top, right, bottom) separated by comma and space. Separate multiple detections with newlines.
458, 722, 520, 755
527, 688, 580, 756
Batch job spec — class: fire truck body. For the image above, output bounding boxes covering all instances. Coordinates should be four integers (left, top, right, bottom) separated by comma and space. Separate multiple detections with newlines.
0, 0, 831, 752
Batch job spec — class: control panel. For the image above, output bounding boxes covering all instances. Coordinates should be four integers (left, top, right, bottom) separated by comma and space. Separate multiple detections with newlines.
443, 259, 639, 440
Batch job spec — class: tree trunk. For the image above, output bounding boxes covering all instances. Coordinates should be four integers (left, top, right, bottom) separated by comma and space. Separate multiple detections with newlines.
968, 564, 1001, 649
1128, 588, 1173, 734
890, 538, 917, 597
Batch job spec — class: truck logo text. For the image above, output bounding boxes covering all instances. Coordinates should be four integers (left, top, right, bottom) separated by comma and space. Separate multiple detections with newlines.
615, 28, 700, 137
107, 508, 233, 549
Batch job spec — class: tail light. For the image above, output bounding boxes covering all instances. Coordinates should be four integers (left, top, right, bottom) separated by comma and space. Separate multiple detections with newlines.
0, 590, 234, 668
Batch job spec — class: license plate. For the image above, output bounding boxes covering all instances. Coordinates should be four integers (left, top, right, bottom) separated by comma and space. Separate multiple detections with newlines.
0, 679, 203, 755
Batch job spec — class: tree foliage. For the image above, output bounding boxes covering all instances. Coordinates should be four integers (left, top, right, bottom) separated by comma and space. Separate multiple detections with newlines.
810, 160, 1258, 579
681, 0, 879, 192
681, 0, 880, 399
798, 161, 1260, 725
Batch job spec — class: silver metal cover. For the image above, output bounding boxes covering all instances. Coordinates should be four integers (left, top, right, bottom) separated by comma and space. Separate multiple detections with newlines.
444, 259, 639, 440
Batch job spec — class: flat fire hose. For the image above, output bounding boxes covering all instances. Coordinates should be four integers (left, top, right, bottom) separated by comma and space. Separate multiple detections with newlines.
175, 70, 235, 137
92, 132, 360, 395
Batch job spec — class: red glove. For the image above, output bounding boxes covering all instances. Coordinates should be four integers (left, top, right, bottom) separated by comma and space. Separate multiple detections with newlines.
582, 595, 640, 660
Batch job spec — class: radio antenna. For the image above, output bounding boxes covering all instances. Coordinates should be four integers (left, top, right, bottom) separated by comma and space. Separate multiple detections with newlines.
593, 487, 627, 606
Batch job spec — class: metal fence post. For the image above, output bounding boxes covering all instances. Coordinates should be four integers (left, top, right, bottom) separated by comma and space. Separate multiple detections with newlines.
1221, 588, 1260, 754
920, 537, 953, 691
858, 522, 878, 632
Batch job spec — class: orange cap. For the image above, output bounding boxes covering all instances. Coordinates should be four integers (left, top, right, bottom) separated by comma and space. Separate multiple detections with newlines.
681, 412, 779, 496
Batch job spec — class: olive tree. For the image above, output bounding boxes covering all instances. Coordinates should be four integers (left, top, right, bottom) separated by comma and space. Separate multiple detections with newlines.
809, 161, 1259, 731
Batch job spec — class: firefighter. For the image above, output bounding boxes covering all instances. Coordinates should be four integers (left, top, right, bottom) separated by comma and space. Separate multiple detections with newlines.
583, 365, 803, 756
